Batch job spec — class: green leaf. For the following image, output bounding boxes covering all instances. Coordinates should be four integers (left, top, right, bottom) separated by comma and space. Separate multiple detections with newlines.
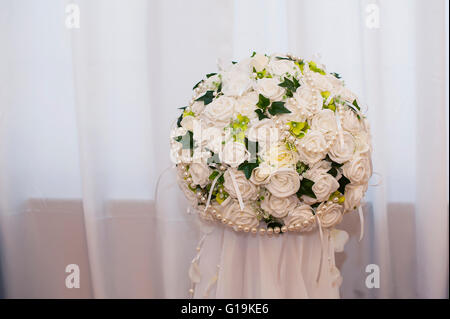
296, 178, 316, 199
206, 73, 217, 78
275, 56, 294, 61
174, 131, 194, 149
192, 80, 202, 90
238, 161, 259, 179
196, 90, 215, 105
209, 171, 220, 181
308, 61, 326, 75
256, 94, 270, 110
331, 72, 341, 79
352, 99, 360, 111
244, 138, 259, 163
327, 167, 338, 178
207, 151, 221, 166
268, 101, 291, 115
325, 154, 344, 168
255, 109, 268, 120
251, 51, 256, 57
296, 161, 309, 175
176, 113, 183, 127
338, 175, 350, 194
278, 77, 300, 97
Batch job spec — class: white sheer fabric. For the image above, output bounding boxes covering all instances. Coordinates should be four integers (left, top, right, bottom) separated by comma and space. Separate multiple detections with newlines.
0, 0, 448, 299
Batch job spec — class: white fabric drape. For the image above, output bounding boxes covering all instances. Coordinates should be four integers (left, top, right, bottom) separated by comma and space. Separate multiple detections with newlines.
0, 0, 448, 298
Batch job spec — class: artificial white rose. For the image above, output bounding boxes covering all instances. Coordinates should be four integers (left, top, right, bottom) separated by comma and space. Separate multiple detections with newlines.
261, 193, 298, 218
180, 115, 195, 131
224, 201, 260, 230
343, 184, 366, 212
311, 109, 338, 141
293, 85, 323, 117
247, 118, 280, 145
202, 96, 236, 127
283, 204, 316, 231
266, 169, 301, 197
253, 78, 285, 101
193, 124, 223, 153
251, 53, 269, 72
197, 205, 215, 222
317, 202, 343, 228
189, 163, 211, 187
223, 169, 259, 201
342, 154, 372, 185
190, 101, 205, 114
309, 171, 339, 202
264, 142, 299, 170
202, 74, 221, 91
267, 59, 298, 77
328, 131, 355, 164
297, 130, 328, 165
353, 131, 371, 155
307, 69, 333, 91
341, 108, 361, 134
336, 86, 358, 103
221, 67, 253, 97
219, 141, 249, 168
249, 164, 271, 185
235, 91, 259, 120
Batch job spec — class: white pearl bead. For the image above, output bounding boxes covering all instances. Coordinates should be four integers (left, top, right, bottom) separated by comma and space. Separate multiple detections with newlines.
274, 227, 280, 234
267, 228, 274, 236
251, 227, 257, 234
281, 226, 287, 233
237, 225, 243, 231
259, 228, 266, 235
216, 213, 222, 219
244, 227, 250, 233
221, 218, 227, 224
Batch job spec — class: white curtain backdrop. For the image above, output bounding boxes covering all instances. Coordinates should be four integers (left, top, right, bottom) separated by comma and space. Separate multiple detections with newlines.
0, 0, 448, 298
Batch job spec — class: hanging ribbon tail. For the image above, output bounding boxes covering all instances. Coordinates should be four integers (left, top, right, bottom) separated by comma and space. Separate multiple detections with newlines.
358, 205, 364, 242
204, 172, 223, 213
188, 233, 210, 298
154, 165, 176, 205
229, 169, 245, 210
315, 214, 324, 284
203, 266, 220, 298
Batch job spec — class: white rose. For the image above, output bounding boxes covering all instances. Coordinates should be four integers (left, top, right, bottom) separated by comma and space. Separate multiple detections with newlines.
307, 70, 333, 91
317, 202, 343, 228
297, 130, 328, 165
336, 86, 357, 103
254, 78, 285, 101
283, 204, 316, 231
267, 59, 298, 77
266, 169, 301, 197
353, 131, 371, 155
190, 101, 205, 114
247, 118, 280, 145
342, 154, 372, 185
264, 142, 299, 170
194, 125, 223, 153
251, 53, 269, 72
221, 67, 252, 97
311, 109, 338, 139
261, 193, 298, 218
343, 184, 366, 212
189, 163, 211, 188
224, 201, 260, 231
202, 96, 236, 127
292, 85, 323, 117
328, 131, 355, 164
310, 171, 339, 202
250, 164, 271, 185
202, 74, 221, 91
219, 141, 249, 168
235, 91, 259, 120
223, 169, 259, 201
341, 109, 361, 134
180, 115, 195, 131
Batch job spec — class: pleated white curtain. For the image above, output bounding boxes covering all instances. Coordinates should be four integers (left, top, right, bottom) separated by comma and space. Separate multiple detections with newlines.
0, 0, 448, 298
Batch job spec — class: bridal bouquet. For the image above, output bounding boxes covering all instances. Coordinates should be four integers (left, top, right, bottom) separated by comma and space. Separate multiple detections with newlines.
170, 52, 372, 237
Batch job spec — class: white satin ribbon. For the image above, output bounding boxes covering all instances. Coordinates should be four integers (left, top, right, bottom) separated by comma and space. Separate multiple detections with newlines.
203, 171, 224, 213
228, 169, 245, 210
315, 214, 325, 284
358, 205, 364, 242
335, 108, 345, 148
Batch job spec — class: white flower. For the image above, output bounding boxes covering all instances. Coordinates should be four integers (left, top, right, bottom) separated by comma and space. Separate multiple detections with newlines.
304, 169, 339, 202
235, 91, 259, 120
247, 118, 280, 145
267, 59, 298, 77
336, 87, 357, 103
292, 85, 323, 117
219, 141, 249, 168
249, 164, 271, 185
194, 124, 223, 154
221, 67, 253, 97
341, 108, 361, 134
318, 202, 343, 228
253, 78, 285, 101
223, 169, 259, 201
344, 184, 366, 212
261, 193, 298, 218
297, 130, 328, 165
180, 115, 195, 131
202, 74, 221, 91
283, 204, 316, 231
191, 101, 205, 114
189, 163, 211, 187
224, 201, 260, 230
311, 109, 338, 139
342, 154, 372, 185
266, 169, 301, 197
264, 142, 299, 170
202, 96, 236, 127
251, 53, 269, 72
353, 131, 371, 155
307, 70, 333, 91
328, 131, 355, 164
